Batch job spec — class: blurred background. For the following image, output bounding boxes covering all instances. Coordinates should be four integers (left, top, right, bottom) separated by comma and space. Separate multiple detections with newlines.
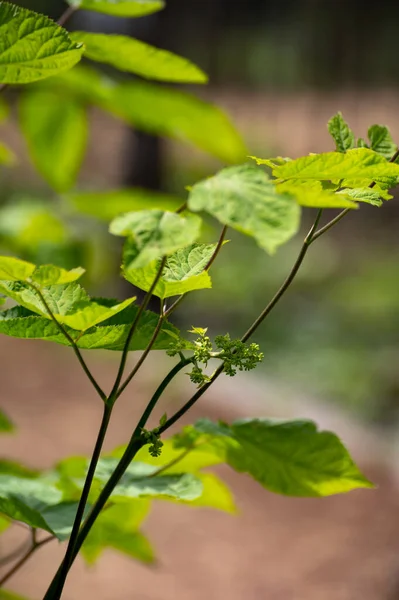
2, 0, 399, 598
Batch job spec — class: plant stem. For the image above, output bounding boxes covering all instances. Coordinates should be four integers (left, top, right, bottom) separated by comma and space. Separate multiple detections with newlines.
57, 5, 77, 27
108, 258, 167, 405
0, 530, 53, 587
52, 402, 113, 595
205, 225, 228, 270
28, 284, 106, 402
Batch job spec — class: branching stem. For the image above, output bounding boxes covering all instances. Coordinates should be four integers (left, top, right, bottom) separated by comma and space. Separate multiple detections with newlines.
0, 530, 53, 587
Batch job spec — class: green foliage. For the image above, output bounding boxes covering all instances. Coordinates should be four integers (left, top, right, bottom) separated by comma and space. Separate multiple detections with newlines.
0, 591, 30, 600
123, 243, 217, 299
111, 210, 202, 268
368, 124, 397, 159
0, 409, 13, 433
0, 141, 15, 165
19, 91, 88, 192
327, 112, 355, 152
67, 0, 165, 17
0, 3, 83, 84
177, 419, 373, 497
68, 189, 182, 221
188, 164, 301, 254
43, 66, 247, 162
72, 32, 207, 84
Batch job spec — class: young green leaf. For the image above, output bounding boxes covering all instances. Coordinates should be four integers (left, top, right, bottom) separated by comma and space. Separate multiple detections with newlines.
110, 210, 202, 269
0, 256, 36, 281
0, 590, 30, 600
0, 3, 84, 84
327, 112, 355, 152
0, 304, 190, 351
0, 514, 10, 534
336, 187, 387, 207
68, 188, 182, 221
0, 141, 16, 166
82, 502, 154, 565
188, 164, 300, 255
67, 0, 164, 17
368, 124, 397, 160
182, 472, 236, 514
0, 409, 13, 433
276, 180, 357, 209
271, 148, 399, 184
19, 91, 88, 192
71, 32, 207, 84
123, 243, 217, 299
181, 418, 373, 497
42, 66, 247, 163
31, 265, 85, 286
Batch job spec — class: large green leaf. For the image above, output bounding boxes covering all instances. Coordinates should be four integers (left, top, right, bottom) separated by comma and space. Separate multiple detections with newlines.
0, 304, 189, 351
68, 188, 182, 221
111, 210, 202, 269
0, 256, 35, 281
179, 418, 373, 497
0, 3, 84, 84
0, 409, 14, 433
0, 281, 135, 331
327, 112, 355, 152
72, 32, 207, 84
43, 66, 247, 163
67, 0, 164, 17
188, 164, 300, 254
368, 124, 397, 160
336, 187, 387, 207
123, 242, 217, 299
82, 502, 154, 565
19, 91, 88, 192
0, 256, 84, 286
271, 148, 399, 184
276, 180, 357, 209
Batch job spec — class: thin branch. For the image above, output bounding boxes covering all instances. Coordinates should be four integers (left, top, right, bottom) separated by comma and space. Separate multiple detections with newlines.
205, 225, 228, 271
0, 531, 53, 587
57, 5, 77, 27
27, 283, 106, 402
164, 295, 185, 318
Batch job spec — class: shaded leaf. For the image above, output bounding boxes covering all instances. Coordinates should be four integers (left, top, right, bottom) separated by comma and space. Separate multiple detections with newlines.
72, 32, 207, 84
0, 460, 38, 478
31, 265, 85, 286
188, 164, 300, 254
0, 3, 84, 84
327, 112, 355, 152
0, 409, 14, 433
179, 418, 373, 497
272, 148, 399, 185
337, 187, 386, 207
0, 304, 190, 351
123, 242, 217, 299
68, 188, 182, 221
19, 91, 88, 192
368, 124, 397, 160
0, 514, 9, 533
0, 142, 16, 166
110, 210, 202, 268
68, 0, 164, 17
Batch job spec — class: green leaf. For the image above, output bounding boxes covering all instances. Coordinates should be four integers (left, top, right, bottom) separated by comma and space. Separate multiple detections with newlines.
0, 460, 38, 478
82, 501, 153, 565
123, 242, 217, 299
0, 409, 14, 433
68, 188, 182, 221
327, 112, 355, 152
276, 181, 357, 209
0, 281, 135, 331
271, 148, 399, 184
0, 256, 35, 281
68, 0, 164, 17
0, 3, 84, 84
368, 124, 397, 160
30, 265, 85, 286
44, 66, 247, 163
110, 210, 202, 269
0, 591, 30, 600
188, 164, 300, 255
336, 187, 386, 207
0, 304, 190, 351
0, 142, 16, 166
184, 472, 236, 513
72, 32, 207, 84
19, 91, 88, 192
181, 418, 373, 497
0, 514, 10, 533
337, 178, 393, 199
357, 137, 368, 148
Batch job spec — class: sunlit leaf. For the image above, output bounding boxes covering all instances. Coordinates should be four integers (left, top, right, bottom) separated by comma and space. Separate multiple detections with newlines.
72, 32, 207, 84
110, 210, 202, 268
368, 124, 397, 160
67, 0, 164, 17
336, 187, 386, 207
178, 418, 374, 497
276, 180, 357, 209
327, 112, 355, 153
0, 256, 35, 281
19, 91, 88, 192
123, 243, 217, 299
0, 3, 84, 84
31, 265, 85, 286
188, 164, 300, 254
68, 188, 182, 221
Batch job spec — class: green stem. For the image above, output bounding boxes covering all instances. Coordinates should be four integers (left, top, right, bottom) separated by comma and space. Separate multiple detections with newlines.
205, 225, 228, 271
51, 402, 113, 597
28, 284, 106, 402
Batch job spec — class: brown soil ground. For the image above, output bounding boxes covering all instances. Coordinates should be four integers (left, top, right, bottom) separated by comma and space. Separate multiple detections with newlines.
1, 338, 399, 600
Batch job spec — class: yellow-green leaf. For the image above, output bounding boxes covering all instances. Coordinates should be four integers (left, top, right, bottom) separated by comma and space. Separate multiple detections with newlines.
68, 0, 164, 17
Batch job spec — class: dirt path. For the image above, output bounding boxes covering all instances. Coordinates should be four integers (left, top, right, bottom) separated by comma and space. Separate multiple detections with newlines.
1, 338, 399, 600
